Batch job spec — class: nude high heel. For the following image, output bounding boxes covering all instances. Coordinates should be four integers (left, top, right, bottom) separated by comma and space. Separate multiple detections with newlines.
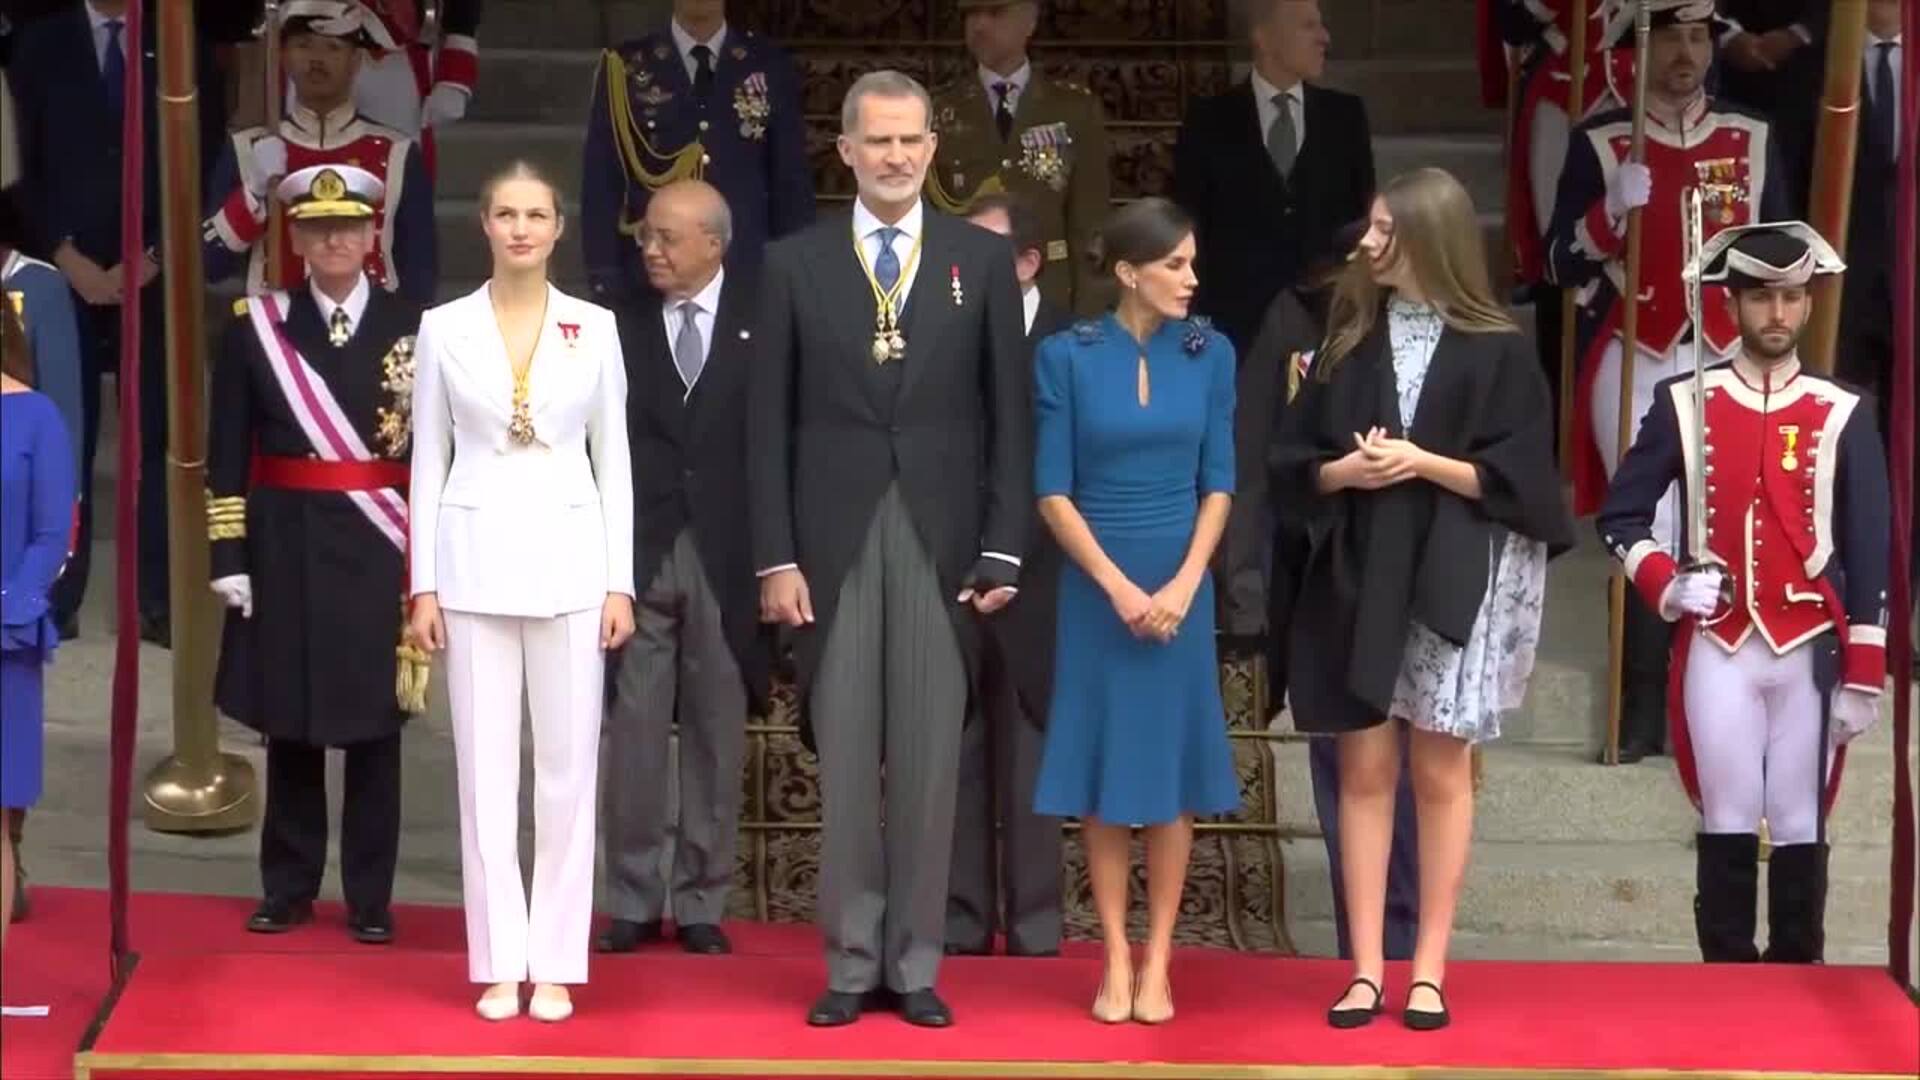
1091, 976, 1132, 1024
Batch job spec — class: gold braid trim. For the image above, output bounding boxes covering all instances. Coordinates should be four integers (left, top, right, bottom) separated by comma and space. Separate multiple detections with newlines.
604, 48, 707, 237
395, 600, 431, 715
206, 492, 247, 541
924, 168, 1006, 216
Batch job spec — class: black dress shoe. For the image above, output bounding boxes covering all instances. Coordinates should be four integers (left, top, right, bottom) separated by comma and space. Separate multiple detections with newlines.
1326, 976, 1384, 1029
678, 923, 731, 954
138, 613, 171, 649
806, 990, 866, 1027
247, 898, 314, 933
55, 613, 79, 641
943, 942, 989, 957
348, 908, 394, 944
898, 989, 953, 1028
1402, 980, 1451, 1031
595, 918, 663, 953
1005, 944, 1061, 958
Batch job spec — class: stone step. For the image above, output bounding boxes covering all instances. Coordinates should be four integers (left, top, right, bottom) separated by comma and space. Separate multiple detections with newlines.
475, 0, 617, 50
1280, 836, 1892, 949
469, 48, 1505, 137
1374, 134, 1506, 214
1285, 918, 1885, 966
433, 199, 587, 292
1267, 727, 1906, 849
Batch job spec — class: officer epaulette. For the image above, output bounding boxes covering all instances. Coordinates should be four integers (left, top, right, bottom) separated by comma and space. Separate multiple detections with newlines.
1057, 80, 1094, 97
232, 298, 250, 317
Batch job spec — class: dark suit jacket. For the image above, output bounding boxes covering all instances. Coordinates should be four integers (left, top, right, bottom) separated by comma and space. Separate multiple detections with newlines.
617, 270, 771, 712
1172, 80, 1374, 355
748, 206, 1032, 705
988, 294, 1073, 723
8, 3, 222, 263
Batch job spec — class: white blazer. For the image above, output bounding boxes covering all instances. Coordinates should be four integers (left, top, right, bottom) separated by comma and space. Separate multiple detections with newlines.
409, 283, 635, 618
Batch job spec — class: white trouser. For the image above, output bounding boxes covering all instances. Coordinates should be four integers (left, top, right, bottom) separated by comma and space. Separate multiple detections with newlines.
354, 51, 425, 137
1683, 631, 1830, 845
444, 607, 605, 984
1591, 336, 1735, 552
1529, 101, 1571, 239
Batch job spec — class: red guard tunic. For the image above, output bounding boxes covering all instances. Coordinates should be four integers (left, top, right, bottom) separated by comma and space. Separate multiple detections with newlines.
206, 104, 415, 296
1546, 95, 1789, 514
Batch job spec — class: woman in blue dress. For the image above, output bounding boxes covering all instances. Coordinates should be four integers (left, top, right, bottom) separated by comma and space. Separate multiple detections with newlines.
1031, 197, 1239, 1025
0, 301, 77, 941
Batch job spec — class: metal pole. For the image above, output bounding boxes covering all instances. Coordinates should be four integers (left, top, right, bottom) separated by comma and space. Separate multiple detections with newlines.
142, 0, 257, 833
1803, 0, 1872, 376
1557, 0, 1591, 479
263, 1, 284, 288
1603, 0, 1653, 767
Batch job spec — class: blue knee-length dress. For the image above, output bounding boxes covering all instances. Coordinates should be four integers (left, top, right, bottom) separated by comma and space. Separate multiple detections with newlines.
2, 390, 77, 810
1031, 314, 1241, 826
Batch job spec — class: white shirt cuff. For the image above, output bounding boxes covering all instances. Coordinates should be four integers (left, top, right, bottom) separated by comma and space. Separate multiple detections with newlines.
981, 552, 1022, 568
757, 563, 799, 578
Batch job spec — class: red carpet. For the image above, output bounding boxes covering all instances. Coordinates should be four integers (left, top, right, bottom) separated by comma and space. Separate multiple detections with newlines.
4, 888, 1914, 1079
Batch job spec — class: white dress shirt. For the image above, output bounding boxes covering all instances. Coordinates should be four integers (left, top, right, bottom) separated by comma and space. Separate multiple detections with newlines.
852, 196, 924, 304
661, 265, 724, 393
1250, 68, 1306, 149
979, 60, 1032, 119
670, 18, 728, 81
85, 0, 128, 71
1865, 32, 1904, 148
1021, 283, 1040, 336
310, 273, 371, 338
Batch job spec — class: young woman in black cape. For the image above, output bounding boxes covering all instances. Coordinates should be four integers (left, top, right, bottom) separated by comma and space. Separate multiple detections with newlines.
1272, 168, 1575, 1031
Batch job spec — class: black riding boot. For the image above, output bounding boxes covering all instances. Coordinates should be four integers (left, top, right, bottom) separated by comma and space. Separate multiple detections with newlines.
1761, 842, 1829, 964
1617, 590, 1673, 762
1694, 832, 1761, 962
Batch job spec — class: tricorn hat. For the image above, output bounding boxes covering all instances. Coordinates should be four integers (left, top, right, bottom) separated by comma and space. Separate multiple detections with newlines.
1603, 0, 1729, 49
1687, 220, 1846, 290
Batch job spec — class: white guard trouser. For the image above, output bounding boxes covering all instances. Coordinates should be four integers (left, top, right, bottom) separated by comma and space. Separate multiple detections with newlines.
444, 607, 605, 985
1682, 630, 1830, 846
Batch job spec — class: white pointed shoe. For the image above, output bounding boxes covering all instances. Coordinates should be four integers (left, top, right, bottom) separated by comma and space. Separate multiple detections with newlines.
475, 983, 521, 1021
529, 984, 573, 1023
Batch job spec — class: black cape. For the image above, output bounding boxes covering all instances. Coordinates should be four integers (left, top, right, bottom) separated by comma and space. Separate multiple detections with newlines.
1270, 319, 1574, 734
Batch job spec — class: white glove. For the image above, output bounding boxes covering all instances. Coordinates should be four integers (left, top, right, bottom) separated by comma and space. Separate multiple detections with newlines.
1829, 688, 1880, 747
1606, 162, 1652, 220
1659, 567, 1725, 621
211, 574, 253, 619
247, 136, 288, 198
420, 83, 469, 129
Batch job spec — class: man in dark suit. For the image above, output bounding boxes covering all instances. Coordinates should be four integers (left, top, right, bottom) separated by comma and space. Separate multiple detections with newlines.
1171, 0, 1374, 355
599, 178, 767, 959
750, 70, 1030, 1029
1837, 0, 1905, 427
943, 192, 1068, 960
8, 0, 223, 643
581, 0, 814, 304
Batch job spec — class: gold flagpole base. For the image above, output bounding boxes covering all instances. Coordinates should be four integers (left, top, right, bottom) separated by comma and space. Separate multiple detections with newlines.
142, 753, 258, 833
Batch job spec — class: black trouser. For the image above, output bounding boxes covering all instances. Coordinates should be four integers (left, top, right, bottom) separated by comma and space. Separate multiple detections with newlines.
49, 281, 170, 626
1308, 733, 1420, 960
1620, 586, 1672, 754
260, 734, 402, 914
1531, 285, 1568, 466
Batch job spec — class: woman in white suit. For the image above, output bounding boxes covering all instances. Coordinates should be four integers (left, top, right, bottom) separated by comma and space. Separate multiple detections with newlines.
407, 161, 635, 1023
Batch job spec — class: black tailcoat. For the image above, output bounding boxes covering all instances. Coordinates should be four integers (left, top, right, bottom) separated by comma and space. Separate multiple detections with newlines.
208, 287, 420, 746
1271, 321, 1575, 733
748, 208, 1032, 728
616, 272, 771, 712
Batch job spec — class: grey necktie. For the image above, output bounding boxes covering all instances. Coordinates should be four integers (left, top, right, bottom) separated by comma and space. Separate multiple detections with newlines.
1266, 91, 1298, 178
673, 300, 705, 388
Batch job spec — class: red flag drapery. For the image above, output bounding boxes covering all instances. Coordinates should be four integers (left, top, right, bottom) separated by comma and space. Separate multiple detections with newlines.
108, 0, 146, 980
1886, 0, 1918, 989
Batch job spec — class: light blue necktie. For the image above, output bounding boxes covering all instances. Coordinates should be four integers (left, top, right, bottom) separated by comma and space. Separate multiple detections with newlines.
874, 226, 902, 295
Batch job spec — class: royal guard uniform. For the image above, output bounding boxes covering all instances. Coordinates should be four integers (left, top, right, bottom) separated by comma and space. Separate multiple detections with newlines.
208, 165, 426, 943
580, 17, 814, 303
1598, 222, 1891, 964
351, 0, 481, 157
1546, 0, 1786, 758
928, 0, 1112, 315
1499, 0, 1635, 287
202, 1, 438, 306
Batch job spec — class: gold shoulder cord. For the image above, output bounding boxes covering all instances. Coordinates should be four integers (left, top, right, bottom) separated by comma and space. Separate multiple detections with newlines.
605, 49, 708, 237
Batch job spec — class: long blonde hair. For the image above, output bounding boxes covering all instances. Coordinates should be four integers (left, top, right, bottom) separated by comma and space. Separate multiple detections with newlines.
1318, 168, 1515, 374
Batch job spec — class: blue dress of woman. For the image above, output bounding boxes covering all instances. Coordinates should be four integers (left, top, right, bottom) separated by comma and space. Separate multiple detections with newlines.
1025, 196, 1241, 1026
2, 308, 78, 935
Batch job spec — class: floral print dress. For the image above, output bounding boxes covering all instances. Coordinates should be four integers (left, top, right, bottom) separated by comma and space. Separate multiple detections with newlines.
1384, 297, 1548, 744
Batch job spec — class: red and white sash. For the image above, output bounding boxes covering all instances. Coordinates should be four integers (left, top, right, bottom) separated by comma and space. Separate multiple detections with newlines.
249, 292, 409, 553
